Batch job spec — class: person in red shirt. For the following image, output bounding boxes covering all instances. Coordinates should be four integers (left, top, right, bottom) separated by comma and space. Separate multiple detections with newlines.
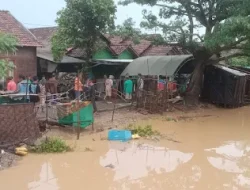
6, 76, 17, 91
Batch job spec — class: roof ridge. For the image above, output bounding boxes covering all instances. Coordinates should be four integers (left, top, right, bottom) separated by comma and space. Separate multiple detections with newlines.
29, 26, 58, 30
0, 11, 41, 46
11, 12, 41, 46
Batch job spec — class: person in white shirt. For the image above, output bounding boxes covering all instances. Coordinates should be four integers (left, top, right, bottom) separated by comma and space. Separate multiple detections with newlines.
137, 73, 144, 98
104, 75, 113, 100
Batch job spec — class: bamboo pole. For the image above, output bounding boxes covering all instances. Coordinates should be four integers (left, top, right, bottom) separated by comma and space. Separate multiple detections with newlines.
77, 71, 81, 140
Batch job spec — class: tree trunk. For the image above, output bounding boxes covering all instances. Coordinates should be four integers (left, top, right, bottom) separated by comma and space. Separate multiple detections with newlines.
185, 50, 213, 105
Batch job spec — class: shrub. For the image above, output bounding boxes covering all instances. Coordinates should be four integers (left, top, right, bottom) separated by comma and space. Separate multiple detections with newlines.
31, 137, 72, 153
126, 124, 160, 137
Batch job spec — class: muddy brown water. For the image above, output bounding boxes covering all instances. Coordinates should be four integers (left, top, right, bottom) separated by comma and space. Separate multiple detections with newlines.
1, 107, 250, 190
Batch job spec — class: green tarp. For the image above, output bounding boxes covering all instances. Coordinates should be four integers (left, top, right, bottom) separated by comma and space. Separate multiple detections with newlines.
58, 103, 94, 128
121, 55, 193, 77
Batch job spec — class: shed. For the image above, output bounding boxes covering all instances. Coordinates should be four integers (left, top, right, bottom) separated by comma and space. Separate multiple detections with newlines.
38, 52, 85, 72
121, 55, 193, 77
202, 64, 249, 107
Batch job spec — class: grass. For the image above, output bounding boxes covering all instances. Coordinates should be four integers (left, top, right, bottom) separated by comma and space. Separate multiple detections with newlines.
31, 137, 72, 153
126, 124, 161, 137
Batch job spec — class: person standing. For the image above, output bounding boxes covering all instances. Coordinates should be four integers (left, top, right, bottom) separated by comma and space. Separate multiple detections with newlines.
15, 75, 30, 102
46, 73, 58, 104
74, 73, 83, 100
124, 76, 133, 100
39, 78, 46, 112
88, 81, 97, 113
6, 76, 17, 92
137, 73, 144, 98
104, 75, 113, 100
29, 76, 41, 103
103, 75, 107, 93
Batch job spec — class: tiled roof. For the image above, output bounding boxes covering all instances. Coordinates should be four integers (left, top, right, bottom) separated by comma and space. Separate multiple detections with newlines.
131, 40, 152, 55
109, 45, 128, 55
103, 34, 123, 45
0, 11, 40, 47
67, 48, 86, 58
141, 45, 173, 56
29, 27, 57, 46
30, 26, 189, 57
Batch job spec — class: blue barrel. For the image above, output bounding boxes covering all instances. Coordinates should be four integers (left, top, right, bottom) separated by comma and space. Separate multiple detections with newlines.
108, 130, 132, 141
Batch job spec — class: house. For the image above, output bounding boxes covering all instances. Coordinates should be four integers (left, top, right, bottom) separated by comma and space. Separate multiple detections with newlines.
30, 27, 189, 78
29, 27, 85, 78
0, 11, 40, 81
67, 34, 189, 59
30, 27, 189, 61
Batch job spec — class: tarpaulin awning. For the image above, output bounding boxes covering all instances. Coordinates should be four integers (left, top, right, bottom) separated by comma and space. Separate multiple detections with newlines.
91, 59, 133, 67
121, 55, 193, 77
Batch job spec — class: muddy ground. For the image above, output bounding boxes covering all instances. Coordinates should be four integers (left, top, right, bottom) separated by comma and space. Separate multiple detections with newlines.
1, 105, 250, 190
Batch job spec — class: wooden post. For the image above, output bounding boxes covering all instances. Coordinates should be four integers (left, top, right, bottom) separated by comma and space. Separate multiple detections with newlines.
111, 78, 119, 122
46, 101, 49, 123
77, 71, 81, 140
111, 103, 116, 122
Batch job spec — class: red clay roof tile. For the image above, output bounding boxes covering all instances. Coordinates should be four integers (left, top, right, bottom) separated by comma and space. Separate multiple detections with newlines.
29, 27, 57, 45
30, 27, 189, 57
0, 11, 40, 47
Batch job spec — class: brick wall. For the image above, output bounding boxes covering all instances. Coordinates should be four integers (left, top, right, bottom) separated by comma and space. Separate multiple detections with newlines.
0, 103, 40, 145
14, 47, 37, 81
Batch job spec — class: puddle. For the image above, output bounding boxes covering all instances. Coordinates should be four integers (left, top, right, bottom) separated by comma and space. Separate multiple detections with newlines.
100, 142, 193, 180
0, 107, 250, 189
28, 162, 59, 190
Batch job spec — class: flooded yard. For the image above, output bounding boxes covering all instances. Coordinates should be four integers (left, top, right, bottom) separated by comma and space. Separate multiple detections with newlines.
1, 106, 250, 190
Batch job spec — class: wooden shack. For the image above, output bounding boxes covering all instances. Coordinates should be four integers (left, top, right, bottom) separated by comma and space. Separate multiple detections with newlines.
202, 65, 249, 107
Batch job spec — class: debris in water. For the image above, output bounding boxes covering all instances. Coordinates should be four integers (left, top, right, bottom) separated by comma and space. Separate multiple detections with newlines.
84, 147, 93, 152
105, 164, 115, 169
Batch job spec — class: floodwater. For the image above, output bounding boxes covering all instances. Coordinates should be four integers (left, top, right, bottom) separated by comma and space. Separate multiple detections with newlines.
1, 107, 250, 190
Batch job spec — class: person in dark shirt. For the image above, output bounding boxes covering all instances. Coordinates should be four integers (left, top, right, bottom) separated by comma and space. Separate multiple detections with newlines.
88, 81, 97, 113
46, 73, 58, 104
29, 76, 40, 103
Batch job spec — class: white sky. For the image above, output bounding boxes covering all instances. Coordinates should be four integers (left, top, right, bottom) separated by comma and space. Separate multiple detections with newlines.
0, 0, 158, 29
1, 0, 204, 35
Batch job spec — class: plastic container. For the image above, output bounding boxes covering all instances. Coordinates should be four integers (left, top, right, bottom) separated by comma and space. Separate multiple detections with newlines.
108, 130, 132, 142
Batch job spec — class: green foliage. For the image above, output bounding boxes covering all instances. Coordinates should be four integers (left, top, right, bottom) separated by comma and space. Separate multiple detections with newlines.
228, 57, 250, 67
110, 17, 166, 45
0, 33, 17, 53
52, 0, 116, 63
119, 0, 250, 58
0, 33, 17, 78
31, 137, 72, 153
109, 17, 142, 44
0, 60, 15, 78
126, 124, 160, 137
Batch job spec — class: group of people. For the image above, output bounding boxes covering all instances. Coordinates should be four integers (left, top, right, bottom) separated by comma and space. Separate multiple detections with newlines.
1, 74, 58, 111
74, 72, 97, 113
123, 73, 144, 100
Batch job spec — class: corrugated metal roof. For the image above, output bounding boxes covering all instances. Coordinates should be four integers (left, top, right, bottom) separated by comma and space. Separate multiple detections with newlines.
121, 55, 193, 77
215, 65, 248, 76
38, 52, 85, 64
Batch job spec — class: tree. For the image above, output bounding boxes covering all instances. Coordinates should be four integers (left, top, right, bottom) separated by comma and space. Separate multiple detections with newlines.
51, 0, 117, 69
110, 17, 166, 45
119, 0, 250, 103
229, 57, 250, 67
0, 33, 17, 78
110, 17, 142, 43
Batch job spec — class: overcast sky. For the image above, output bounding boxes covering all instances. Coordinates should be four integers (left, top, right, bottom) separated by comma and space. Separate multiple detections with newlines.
1, 0, 159, 30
